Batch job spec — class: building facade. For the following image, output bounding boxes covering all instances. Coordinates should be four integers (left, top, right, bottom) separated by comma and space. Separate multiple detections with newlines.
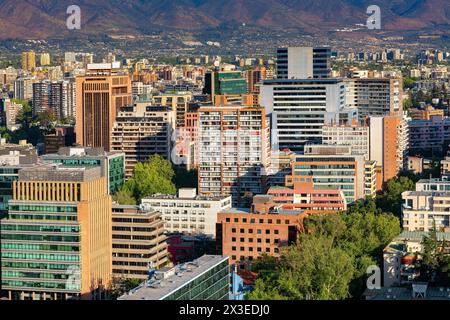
112, 204, 169, 280
1, 165, 112, 300
142, 188, 232, 237
76, 63, 132, 152
197, 106, 271, 207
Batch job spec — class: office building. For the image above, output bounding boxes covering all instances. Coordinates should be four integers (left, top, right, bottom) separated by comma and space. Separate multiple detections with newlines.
42, 147, 125, 194
287, 145, 376, 204
345, 77, 403, 120
402, 178, 450, 232
370, 115, 409, 183
111, 104, 174, 178
112, 204, 169, 280
76, 63, 132, 152
0, 140, 39, 218
32, 80, 76, 119
118, 255, 230, 300
21, 51, 36, 72
203, 70, 247, 101
213, 94, 256, 107
276, 47, 331, 79
142, 188, 232, 237
260, 78, 347, 153
198, 106, 271, 207
1, 164, 112, 300
216, 195, 306, 268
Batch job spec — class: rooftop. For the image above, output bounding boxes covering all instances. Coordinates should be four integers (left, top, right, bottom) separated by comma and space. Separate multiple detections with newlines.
118, 255, 229, 301
18, 164, 102, 182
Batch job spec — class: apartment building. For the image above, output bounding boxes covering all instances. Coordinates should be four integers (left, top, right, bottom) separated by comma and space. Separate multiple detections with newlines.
32, 80, 76, 119
287, 145, 375, 204
111, 104, 174, 177
112, 204, 169, 280
370, 115, 409, 183
402, 178, 450, 232
267, 185, 347, 212
345, 77, 403, 120
410, 106, 444, 121
141, 188, 232, 237
14, 78, 36, 102
322, 120, 370, 159
0, 164, 112, 300
216, 195, 307, 268
267, 149, 295, 187
76, 63, 132, 152
42, 147, 125, 194
409, 116, 450, 156
151, 92, 193, 128
197, 105, 271, 207
21, 51, 36, 72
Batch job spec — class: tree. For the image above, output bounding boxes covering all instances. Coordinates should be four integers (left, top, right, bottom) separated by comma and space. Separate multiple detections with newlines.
248, 234, 355, 300
113, 189, 137, 205
376, 176, 415, 217
117, 155, 176, 203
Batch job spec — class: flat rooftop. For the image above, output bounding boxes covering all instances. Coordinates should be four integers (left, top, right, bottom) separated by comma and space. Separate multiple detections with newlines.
118, 255, 229, 301
18, 164, 102, 182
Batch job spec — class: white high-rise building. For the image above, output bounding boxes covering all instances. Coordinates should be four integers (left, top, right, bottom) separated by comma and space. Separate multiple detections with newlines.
260, 78, 348, 153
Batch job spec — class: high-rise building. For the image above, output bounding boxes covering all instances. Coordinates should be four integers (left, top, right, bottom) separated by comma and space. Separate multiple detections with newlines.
216, 195, 306, 268
247, 66, 267, 94
14, 78, 36, 102
112, 204, 169, 280
409, 116, 450, 156
118, 255, 230, 300
276, 47, 331, 79
322, 120, 370, 159
370, 115, 409, 183
198, 105, 271, 207
203, 70, 247, 101
345, 78, 403, 120
1, 98, 23, 130
76, 63, 132, 152
0, 164, 112, 300
287, 145, 376, 204
32, 80, 76, 119
111, 104, 174, 178
40, 53, 51, 67
151, 93, 193, 128
260, 78, 348, 153
142, 188, 232, 237
42, 147, 125, 194
21, 51, 36, 72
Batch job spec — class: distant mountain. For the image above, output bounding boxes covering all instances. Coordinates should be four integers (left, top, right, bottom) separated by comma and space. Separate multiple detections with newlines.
0, 0, 448, 39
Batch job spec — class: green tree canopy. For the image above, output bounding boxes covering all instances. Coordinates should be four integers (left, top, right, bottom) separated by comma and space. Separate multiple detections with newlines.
116, 155, 176, 204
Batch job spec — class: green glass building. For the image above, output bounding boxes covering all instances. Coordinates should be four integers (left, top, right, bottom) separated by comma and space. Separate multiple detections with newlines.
204, 71, 247, 98
118, 255, 230, 300
42, 147, 125, 194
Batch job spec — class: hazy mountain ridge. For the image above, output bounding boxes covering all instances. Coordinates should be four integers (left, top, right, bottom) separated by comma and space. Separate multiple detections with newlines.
0, 0, 448, 39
